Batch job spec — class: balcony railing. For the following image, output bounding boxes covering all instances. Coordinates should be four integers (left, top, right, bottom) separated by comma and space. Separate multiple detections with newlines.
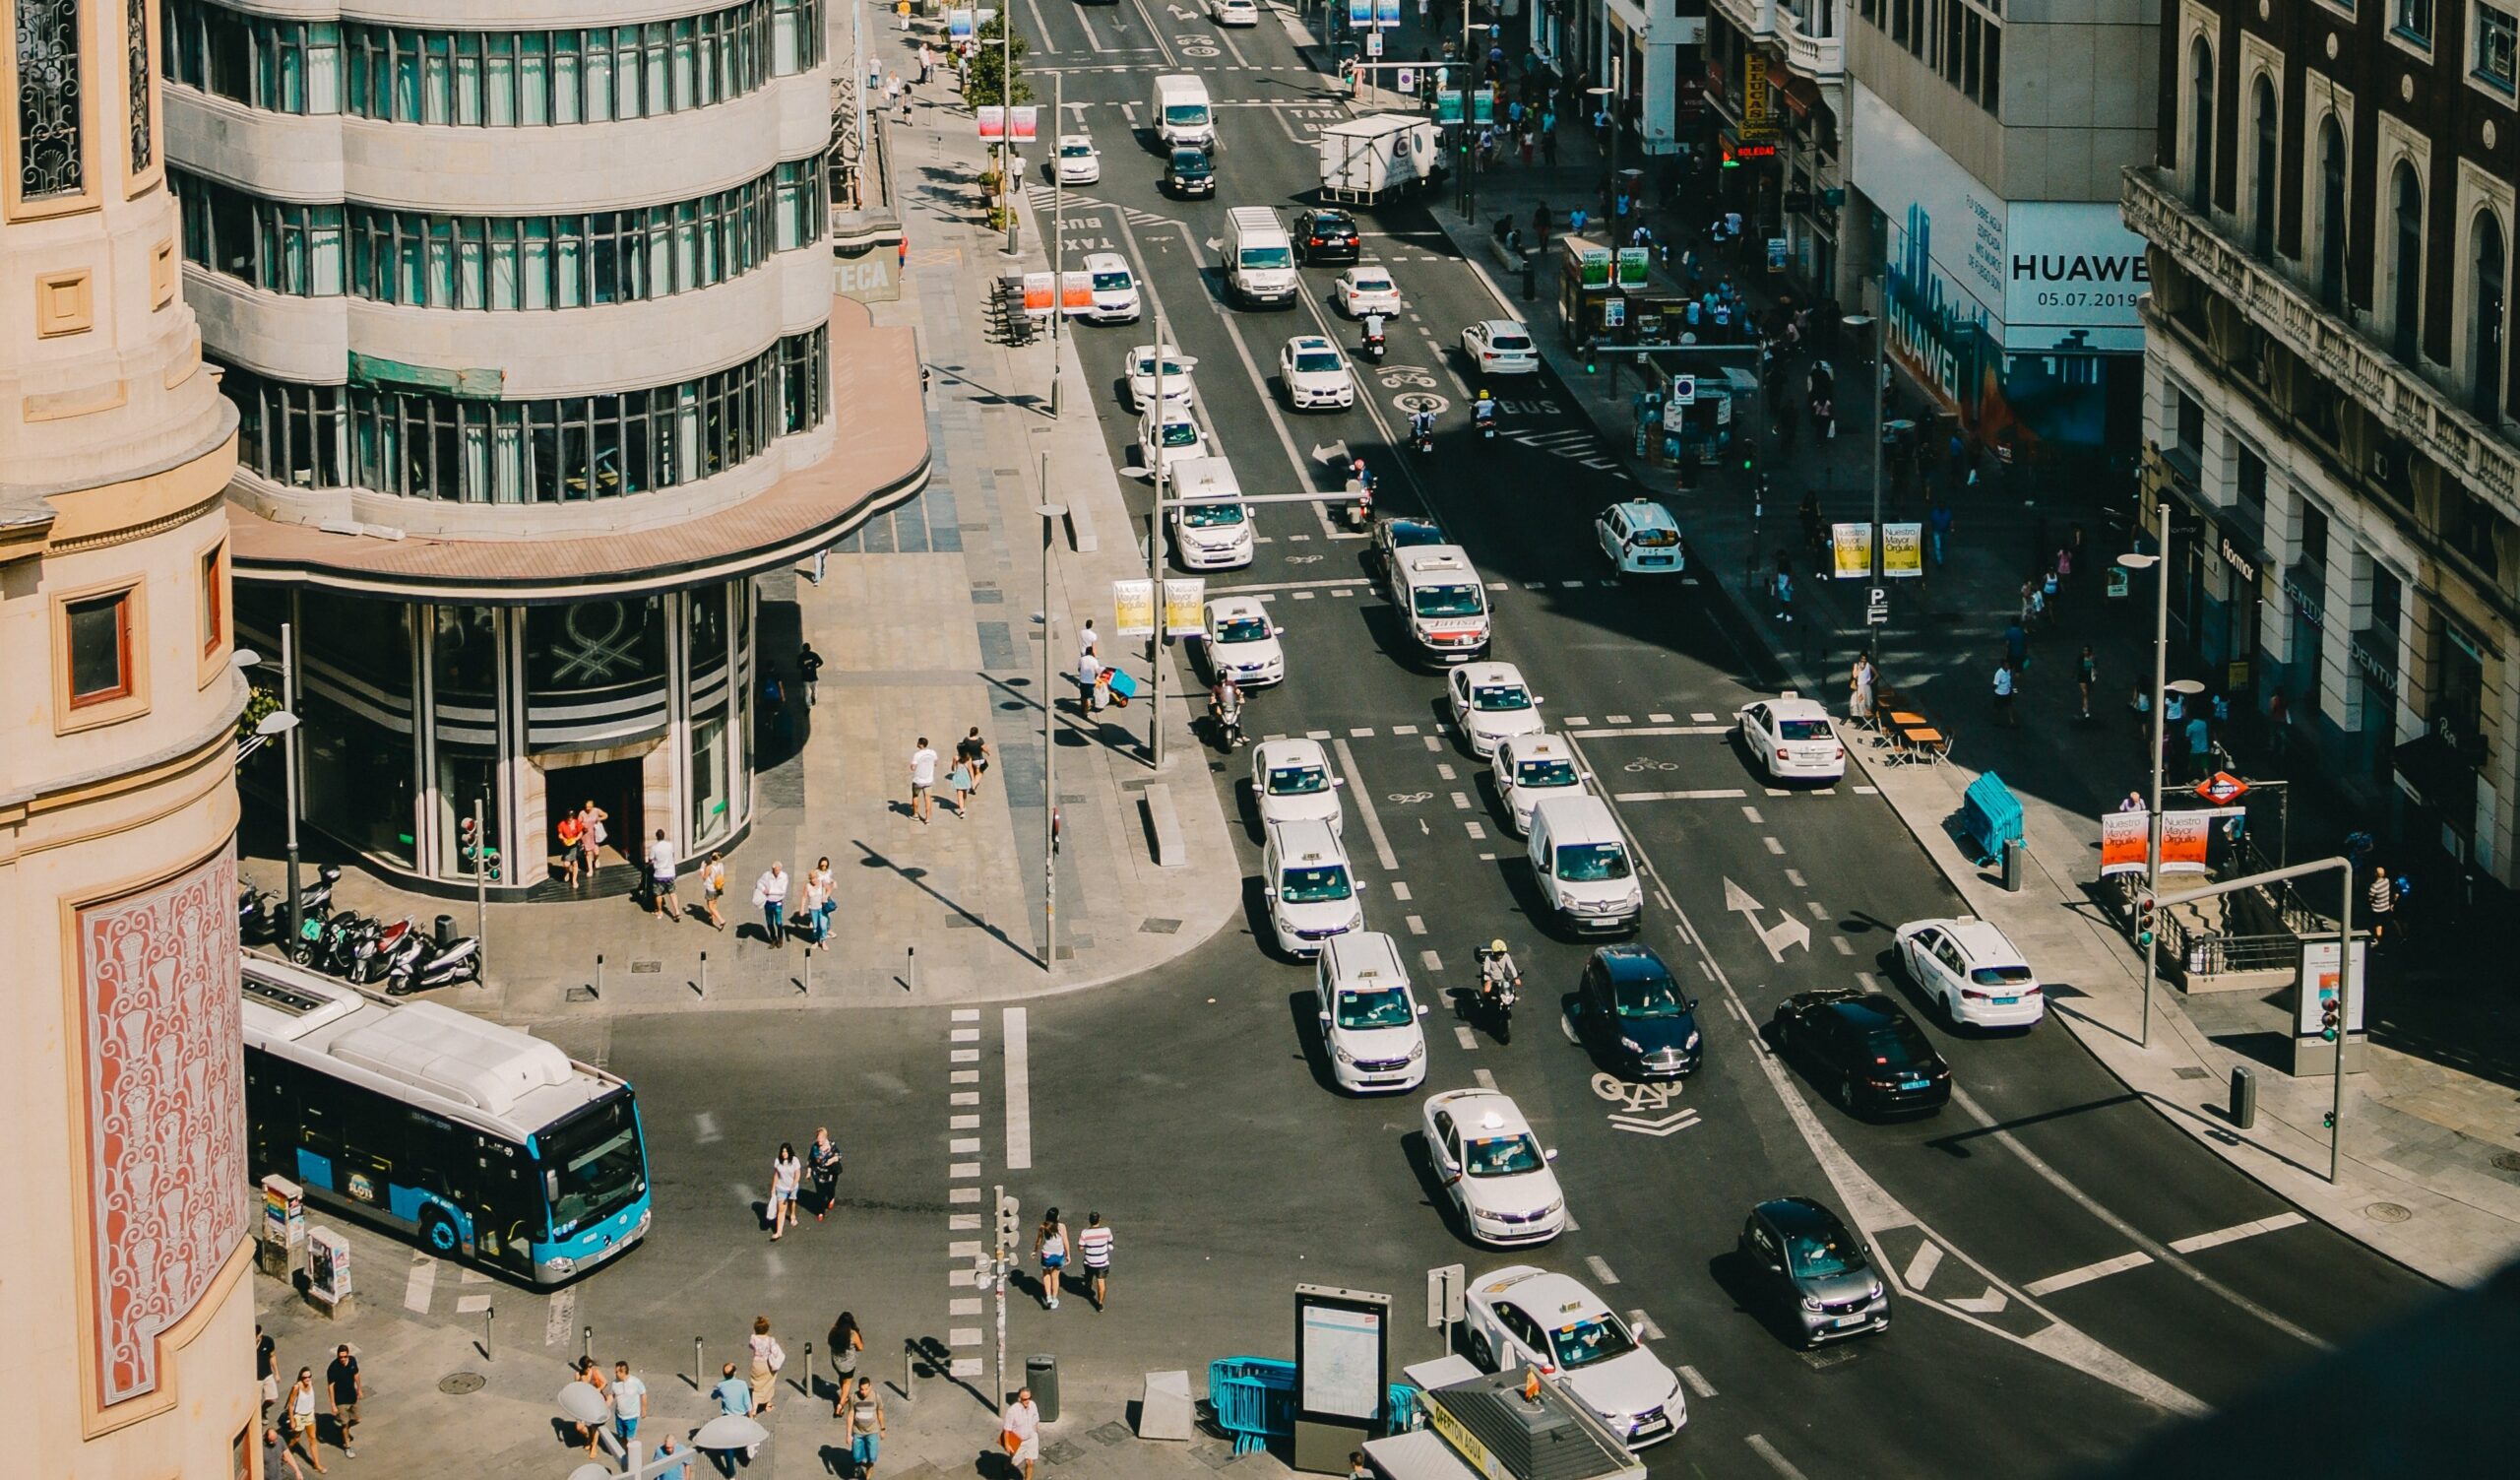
1778, 3, 1844, 78
1710, 0, 1776, 39
2122, 164, 2520, 526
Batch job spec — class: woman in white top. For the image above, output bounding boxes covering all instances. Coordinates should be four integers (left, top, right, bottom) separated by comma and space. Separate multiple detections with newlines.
804, 858, 836, 951
286, 1367, 329, 1473
1033, 1208, 1072, 1311
769, 1142, 802, 1240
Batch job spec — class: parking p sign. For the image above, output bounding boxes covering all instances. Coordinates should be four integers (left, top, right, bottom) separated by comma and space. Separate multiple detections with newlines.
1670, 373, 1698, 405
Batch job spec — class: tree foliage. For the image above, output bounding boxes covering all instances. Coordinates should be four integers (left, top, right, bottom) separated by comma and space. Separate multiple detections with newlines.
964, 14, 1034, 109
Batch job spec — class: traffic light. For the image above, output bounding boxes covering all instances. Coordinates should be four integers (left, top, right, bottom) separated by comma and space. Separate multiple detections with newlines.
1721, 140, 1739, 169
2319, 991, 2341, 1044
996, 1191, 1022, 1247
1585, 342, 1599, 374
2134, 891, 2157, 948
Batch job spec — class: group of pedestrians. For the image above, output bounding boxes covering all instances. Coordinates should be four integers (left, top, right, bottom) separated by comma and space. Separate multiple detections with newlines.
258, 1326, 362, 1476
1028, 1206, 1115, 1312
908, 727, 994, 823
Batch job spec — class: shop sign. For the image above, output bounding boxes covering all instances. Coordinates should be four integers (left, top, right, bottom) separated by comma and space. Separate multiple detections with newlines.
2215, 532, 2260, 583
1741, 54, 1774, 139
2351, 633, 2398, 695
2283, 571, 2324, 628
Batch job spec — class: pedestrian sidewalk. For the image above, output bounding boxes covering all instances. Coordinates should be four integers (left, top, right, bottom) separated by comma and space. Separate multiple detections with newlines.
241, 10, 1244, 1025
1375, 47, 2520, 1286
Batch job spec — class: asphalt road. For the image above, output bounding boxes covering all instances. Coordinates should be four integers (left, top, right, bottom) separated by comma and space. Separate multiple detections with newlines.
561, 8, 2439, 1478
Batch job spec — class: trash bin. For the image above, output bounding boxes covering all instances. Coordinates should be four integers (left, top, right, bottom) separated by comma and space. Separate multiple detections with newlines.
436, 914, 457, 947
1999, 838, 2025, 893
1520, 258, 1537, 301
2229, 1066, 2256, 1129
1026, 1353, 1060, 1423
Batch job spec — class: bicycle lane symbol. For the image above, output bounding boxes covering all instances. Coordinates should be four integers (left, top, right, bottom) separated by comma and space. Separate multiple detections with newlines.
1623, 758, 1679, 773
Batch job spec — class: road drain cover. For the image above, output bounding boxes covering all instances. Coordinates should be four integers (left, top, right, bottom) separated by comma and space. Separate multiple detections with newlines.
439, 1373, 486, 1395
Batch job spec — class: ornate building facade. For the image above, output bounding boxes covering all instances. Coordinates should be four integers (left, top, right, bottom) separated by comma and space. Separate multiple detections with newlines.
2, 1, 258, 1473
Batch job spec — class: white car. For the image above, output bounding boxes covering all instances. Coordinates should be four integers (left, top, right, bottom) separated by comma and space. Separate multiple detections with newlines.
1736, 693, 1846, 782
1449, 662, 1546, 759
1334, 266, 1404, 318
1423, 1088, 1565, 1247
1314, 933, 1427, 1093
1896, 917, 2046, 1029
1278, 334, 1356, 410
1264, 818, 1363, 958
1140, 402, 1209, 471
1075, 250, 1143, 323
1464, 1266, 1685, 1448
1171, 491, 1254, 569
1460, 319, 1539, 374
1491, 733, 1588, 835
1252, 738, 1345, 837
1200, 597, 1285, 686
1052, 133, 1101, 184
1211, 0, 1261, 23
1125, 344, 1197, 412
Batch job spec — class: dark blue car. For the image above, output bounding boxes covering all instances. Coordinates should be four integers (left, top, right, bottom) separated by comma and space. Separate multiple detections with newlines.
1565, 944, 1703, 1080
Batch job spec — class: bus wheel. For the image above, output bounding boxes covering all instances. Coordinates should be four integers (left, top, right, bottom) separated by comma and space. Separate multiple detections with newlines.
420, 1209, 460, 1256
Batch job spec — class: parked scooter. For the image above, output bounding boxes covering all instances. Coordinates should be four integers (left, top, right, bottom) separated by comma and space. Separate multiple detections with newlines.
387, 929, 484, 995
295, 911, 368, 974
347, 917, 416, 986
238, 884, 282, 944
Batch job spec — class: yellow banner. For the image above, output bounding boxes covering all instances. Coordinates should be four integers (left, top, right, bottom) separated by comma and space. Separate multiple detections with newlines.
1882, 522, 1924, 578
1112, 579, 1154, 637
1742, 54, 1773, 139
1830, 522, 1873, 580
1163, 578, 1206, 635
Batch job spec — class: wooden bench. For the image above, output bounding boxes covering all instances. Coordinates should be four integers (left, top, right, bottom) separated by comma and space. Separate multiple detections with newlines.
1143, 783, 1187, 868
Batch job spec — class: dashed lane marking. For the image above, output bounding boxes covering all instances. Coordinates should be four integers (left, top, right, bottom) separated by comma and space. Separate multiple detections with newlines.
1805, 901, 1830, 919
950, 1027, 980, 1042
951, 1298, 982, 1316
1421, 949, 1444, 972
2169, 1211, 2307, 1254
952, 1007, 980, 1021
404, 1256, 437, 1314
1677, 1363, 1715, 1396
1830, 936, 1854, 955
2023, 1252, 2157, 1297
1407, 914, 1427, 934
951, 1138, 982, 1154
1472, 1068, 1496, 1089
1746, 1435, 1809, 1480
1390, 881, 1412, 900
1692, 712, 1719, 722
951, 1187, 980, 1203
1786, 869, 1807, 887
1585, 1255, 1621, 1286
1740, 806, 1765, 823
1570, 725, 1728, 738
1613, 789, 1747, 802
1454, 1026, 1478, 1050
1763, 837, 1786, 854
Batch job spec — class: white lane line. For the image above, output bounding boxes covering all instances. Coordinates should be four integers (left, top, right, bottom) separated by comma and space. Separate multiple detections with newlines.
1854, 785, 1880, 795
951, 1114, 980, 1129
1472, 1068, 1496, 1089
1465, 820, 1486, 840
1422, 735, 1440, 751
2023, 1251, 2156, 1297
1830, 936, 1854, 955
949, 1241, 982, 1259
1407, 914, 1427, 935
1562, 715, 1591, 726
951, 1027, 980, 1042
1308, 730, 1333, 740
950, 1214, 980, 1231
951, 1187, 981, 1203
951, 1092, 979, 1107
951, 1048, 979, 1062
1436, 763, 1457, 780
1606, 714, 1632, 725
951, 1298, 982, 1316
1569, 725, 1728, 738
1741, 805, 1764, 823
1677, 1363, 1715, 1397
1003, 1006, 1034, 1171
1746, 1435, 1809, 1480
1350, 727, 1375, 738
1449, 791, 1471, 810
952, 1007, 980, 1022
2169, 1211, 2307, 1254
1585, 1255, 1621, 1286
951, 1068, 979, 1083
694, 1110, 722, 1144
1805, 901, 1830, 919
1453, 1025, 1478, 1050
1763, 836, 1786, 855
950, 1357, 984, 1378
404, 1256, 438, 1314
1392, 724, 1418, 735
1421, 949, 1444, 972
1692, 712, 1719, 722
950, 1162, 981, 1179
950, 1325, 984, 1346
950, 1137, 982, 1154
1786, 869, 1807, 887
1904, 1241, 1944, 1291
1333, 738, 1401, 870
1648, 712, 1674, 723
1391, 881, 1412, 900
1613, 789, 1747, 802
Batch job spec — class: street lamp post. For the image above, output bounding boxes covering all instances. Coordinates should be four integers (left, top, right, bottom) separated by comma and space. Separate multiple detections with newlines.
1001, 10, 1021, 256
1049, 71, 1064, 417
1460, 23, 1494, 221
1841, 314, 1887, 604
1148, 307, 1171, 769
1036, 491, 1066, 972
2118, 498, 2173, 1048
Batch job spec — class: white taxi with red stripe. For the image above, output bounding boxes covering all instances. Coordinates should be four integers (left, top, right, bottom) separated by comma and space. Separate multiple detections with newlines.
1386, 545, 1490, 665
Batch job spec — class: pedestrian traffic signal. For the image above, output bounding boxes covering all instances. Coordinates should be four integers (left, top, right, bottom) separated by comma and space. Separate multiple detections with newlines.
2134, 892, 2157, 948
1585, 344, 1598, 374
1720, 141, 1739, 169
996, 1191, 1022, 1246
2319, 993, 2341, 1044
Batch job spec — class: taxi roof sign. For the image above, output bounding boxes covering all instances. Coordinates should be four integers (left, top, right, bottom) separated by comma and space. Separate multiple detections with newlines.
2194, 771, 2250, 804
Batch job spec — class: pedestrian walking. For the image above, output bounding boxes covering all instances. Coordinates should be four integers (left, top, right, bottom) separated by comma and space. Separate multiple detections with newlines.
1771, 558, 1795, 623
653, 1435, 691, 1480
555, 809, 586, 884
577, 800, 608, 872
1848, 653, 1876, 726
1000, 1388, 1043, 1480
747, 1317, 786, 1412
324, 1345, 361, 1458
958, 726, 993, 798
769, 1144, 802, 1240
1542, 126, 1558, 167
257, 1324, 278, 1417
700, 850, 727, 929
570, 1357, 613, 1457
799, 642, 825, 705
265, 1425, 306, 1480
2366, 864, 2396, 943
848, 1379, 887, 1477
753, 861, 788, 945
1993, 659, 2018, 727
1091, 666, 1115, 713
285, 1367, 329, 1473
2003, 617, 2029, 672
2184, 711, 2212, 783
2076, 646, 2098, 720
828, 1312, 864, 1409
648, 829, 680, 922
910, 737, 940, 823
801, 858, 834, 951
1928, 500, 1953, 567
948, 738, 977, 817
1034, 1207, 1072, 1310
711, 1363, 761, 1461
917, 43, 933, 85
809, 1128, 845, 1219
610, 1360, 648, 1454
2267, 689, 2292, 761
1078, 1211, 1114, 1310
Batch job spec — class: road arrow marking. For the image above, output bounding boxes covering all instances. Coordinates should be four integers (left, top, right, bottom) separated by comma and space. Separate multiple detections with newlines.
1903, 1241, 1943, 1291
1310, 438, 1353, 467
1168, 2, 1197, 16
1724, 877, 1813, 961
1948, 1287, 2010, 1315
1606, 1109, 1701, 1137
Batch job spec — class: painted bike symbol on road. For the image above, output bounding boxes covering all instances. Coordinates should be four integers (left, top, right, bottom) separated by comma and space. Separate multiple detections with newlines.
1379, 366, 1437, 389
1284, 553, 1324, 564
1623, 757, 1680, 772
1174, 34, 1221, 57
1386, 791, 1434, 804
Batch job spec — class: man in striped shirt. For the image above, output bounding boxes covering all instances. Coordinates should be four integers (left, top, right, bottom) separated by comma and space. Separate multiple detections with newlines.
1077, 1212, 1115, 1311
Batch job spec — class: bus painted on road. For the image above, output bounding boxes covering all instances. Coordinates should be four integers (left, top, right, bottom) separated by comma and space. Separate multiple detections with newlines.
241, 956, 651, 1284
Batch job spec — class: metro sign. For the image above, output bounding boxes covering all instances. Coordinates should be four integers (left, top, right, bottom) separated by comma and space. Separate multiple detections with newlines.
2194, 771, 2250, 804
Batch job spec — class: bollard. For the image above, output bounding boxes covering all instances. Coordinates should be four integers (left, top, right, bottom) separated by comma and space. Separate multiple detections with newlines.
802, 1340, 815, 1399
483, 1303, 495, 1361
2230, 1065, 2258, 1129
908, 944, 917, 994
583, 1324, 593, 1363
596, 952, 605, 998
693, 1337, 703, 1394
905, 1338, 917, 1404
699, 949, 708, 997
803, 948, 812, 996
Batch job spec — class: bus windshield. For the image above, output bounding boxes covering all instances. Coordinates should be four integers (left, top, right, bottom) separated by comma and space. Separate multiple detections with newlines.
540, 1095, 648, 1236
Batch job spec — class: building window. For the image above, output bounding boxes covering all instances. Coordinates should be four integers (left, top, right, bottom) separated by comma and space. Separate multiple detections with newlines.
1982, 22, 2000, 112
2316, 116, 2349, 311
2174, 387, 2205, 460
200, 545, 225, 657
2394, 0, 2433, 44
2391, 161, 2425, 361
17, 0, 87, 199
2188, 37, 2216, 213
2439, 485, 2505, 578
2236, 444, 2269, 527
2249, 77, 2278, 259
2475, 210, 2508, 419
128, 0, 155, 169
2301, 500, 2331, 569
222, 364, 348, 487
67, 591, 135, 706
2480, 3, 2518, 91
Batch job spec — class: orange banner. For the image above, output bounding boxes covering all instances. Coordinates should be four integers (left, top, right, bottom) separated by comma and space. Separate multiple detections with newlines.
2099, 811, 2147, 876
2160, 809, 2215, 874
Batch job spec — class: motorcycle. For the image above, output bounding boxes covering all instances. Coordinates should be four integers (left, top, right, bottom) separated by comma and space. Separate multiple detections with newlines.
238, 884, 282, 944
1346, 476, 1374, 531
1474, 403, 1497, 441
1211, 692, 1246, 752
294, 911, 367, 974
348, 917, 417, 986
1411, 418, 1435, 454
1359, 327, 1387, 363
1472, 946, 1521, 1045
387, 928, 485, 996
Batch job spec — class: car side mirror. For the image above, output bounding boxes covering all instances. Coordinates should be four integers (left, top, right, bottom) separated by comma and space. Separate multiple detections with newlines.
1262, 886, 1277, 900
1331, 777, 1346, 788
1533, 695, 1545, 704
1544, 1148, 1559, 1162
1319, 1010, 1333, 1026
1686, 997, 1701, 1013
1272, 626, 1285, 636
1418, 1003, 1430, 1016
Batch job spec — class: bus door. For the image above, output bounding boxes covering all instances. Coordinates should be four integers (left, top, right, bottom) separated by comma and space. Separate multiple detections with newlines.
467, 1132, 541, 1279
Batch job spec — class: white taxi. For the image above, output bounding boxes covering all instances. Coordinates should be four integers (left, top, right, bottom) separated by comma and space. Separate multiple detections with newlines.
1334, 266, 1404, 318
1125, 344, 1196, 412
1895, 916, 2046, 1029
1199, 597, 1285, 686
1052, 134, 1101, 184
1736, 692, 1846, 783
1211, 0, 1260, 23
1386, 545, 1490, 665
1076, 251, 1142, 324
1251, 738, 1345, 839
1449, 662, 1546, 759
1139, 402, 1209, 472
1464, 1266, 1685, 1448
1278, 334, 1356, 410
1423, 1088, 1565, 1246
1169, 456, 1251, 570
1314, 933, 1427, 1093
1491, 733, 1589, 835
1460, 319, 1539, 374
1263, 818, 1363, 958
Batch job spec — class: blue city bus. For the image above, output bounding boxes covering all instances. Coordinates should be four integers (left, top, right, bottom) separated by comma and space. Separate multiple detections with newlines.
241, 957, 651, 1284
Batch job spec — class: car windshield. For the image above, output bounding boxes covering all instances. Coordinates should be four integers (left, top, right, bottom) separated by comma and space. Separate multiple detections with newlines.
1489, 333, 1533, 351
1463, 1133, 1544, 1178
1413, 584, 1484, 617
1183, 501, 1245, 528
1240, 245, 1294, 270
1165, 103, 1210, 125
1060, 144, 1093, 158
1336, 987, 1413, 1030
1555, 842, 1632, 882
1515, 758, 1578, 789
1970, 964, 2038, 988
538, 1094, 647, 1235
1549, 1314, 1638, 1371
1294, 351, 1345, 373
1390, 521, 1445, 547
1612, 974, 1685, 1018
1353, 275, 1394, 293
1157, 420, 1200, 447
1135, 355, 1192, 381
1267, 764, 1330, 795
1864, 1020, 1937, 1068
1779, 719, 1833, 740
1471, 683, 1532, 711
1171, 151, 1209, 171
1279, 864, 1353, 903
1632, 527, 1680, 547
1214, 615, 1271, 643
1093, 271, 1133, 291
1784, 1220, 1866, 1278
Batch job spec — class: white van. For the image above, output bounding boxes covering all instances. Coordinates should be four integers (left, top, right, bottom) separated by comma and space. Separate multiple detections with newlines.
1263, 817, 1363, 958
1168, 456, 1253, 569
1226, 205, 1300, 308
1154, 74, 1216, 149
1385, 544, 1491, 664
1527, 795, 1642, 935
1313, 933, 1428, 1094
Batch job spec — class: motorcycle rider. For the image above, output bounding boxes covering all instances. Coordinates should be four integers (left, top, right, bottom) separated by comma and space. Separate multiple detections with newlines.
1472, 388, 1497, 436
1209, 674, 1246, 749
1359, 308, 1387, 357
1409, 405, 1437, 450
1475, 937, 1521, 1016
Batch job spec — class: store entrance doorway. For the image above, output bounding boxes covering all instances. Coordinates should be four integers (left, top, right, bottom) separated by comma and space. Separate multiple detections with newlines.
544, 755, 645, 880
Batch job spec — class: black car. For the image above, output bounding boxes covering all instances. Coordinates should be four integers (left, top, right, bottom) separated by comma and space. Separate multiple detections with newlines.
1766, 988, 1951, 1116
1737, 1196, 1892, 1346
1166, 147, 1215, 197
1368, 516, 1448, 575
1564, 944, 1702, 1079
1291, 208, 1361, 264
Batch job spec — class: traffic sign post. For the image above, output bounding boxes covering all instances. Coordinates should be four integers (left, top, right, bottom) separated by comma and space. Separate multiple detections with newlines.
1865, 587, 1889, 625
1670, 373, 1698, 405
1425, 1263, 1466, 1356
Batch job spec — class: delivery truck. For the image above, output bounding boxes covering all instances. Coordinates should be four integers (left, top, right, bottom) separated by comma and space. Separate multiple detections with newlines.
1316, 113, 1445, 205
